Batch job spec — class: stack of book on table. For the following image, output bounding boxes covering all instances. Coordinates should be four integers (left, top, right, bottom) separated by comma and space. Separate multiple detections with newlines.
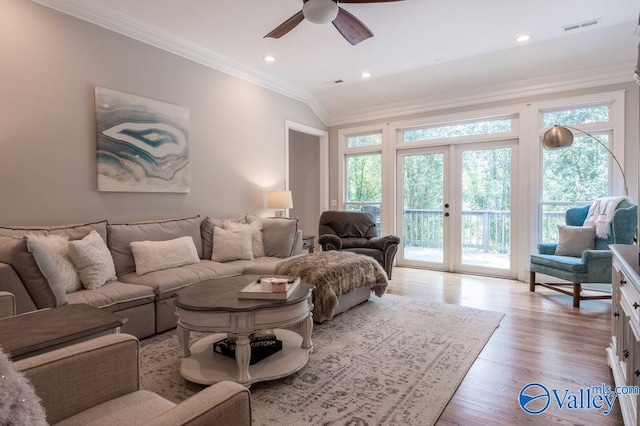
213, 334, 282, 365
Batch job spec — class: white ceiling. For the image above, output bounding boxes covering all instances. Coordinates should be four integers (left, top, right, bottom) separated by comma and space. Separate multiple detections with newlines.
33, 0, 640, 125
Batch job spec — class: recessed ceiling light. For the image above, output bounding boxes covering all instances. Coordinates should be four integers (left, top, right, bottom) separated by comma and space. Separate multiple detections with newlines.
264, 55, 276, 62
361, 72, 372, 79
515, 34, 531, 43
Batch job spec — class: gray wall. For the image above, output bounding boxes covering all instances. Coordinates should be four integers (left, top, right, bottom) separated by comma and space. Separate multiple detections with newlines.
289, 130, 321, 243
0, 0, 325, 226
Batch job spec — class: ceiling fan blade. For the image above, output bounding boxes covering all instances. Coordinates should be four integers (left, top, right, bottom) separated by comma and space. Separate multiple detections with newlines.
264, 11, 305, 39
339, 0, 405, 3
332, 7, 373, 45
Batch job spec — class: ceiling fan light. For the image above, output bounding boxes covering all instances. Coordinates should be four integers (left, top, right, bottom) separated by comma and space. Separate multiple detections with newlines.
303, 0, 339, 24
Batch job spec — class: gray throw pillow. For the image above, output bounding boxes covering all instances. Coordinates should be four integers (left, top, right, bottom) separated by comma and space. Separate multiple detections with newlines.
262, 217, 298, 258
201, 216, 246, 260
554, 225, 596, 257
24, 238, 68, 305
0, 235, 64, 308
69, 230, 117, 290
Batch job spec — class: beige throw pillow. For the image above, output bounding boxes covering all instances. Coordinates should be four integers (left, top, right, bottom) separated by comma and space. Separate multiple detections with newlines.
130, 236, 200, 275
554, 225, 596, 257
211, 226, 254, 262
228, 218, 265, 258
26, 234, 81, 293
68, 230, 117, 290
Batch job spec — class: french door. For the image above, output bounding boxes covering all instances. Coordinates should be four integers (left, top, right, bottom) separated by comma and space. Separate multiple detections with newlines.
396, 140, 517, 278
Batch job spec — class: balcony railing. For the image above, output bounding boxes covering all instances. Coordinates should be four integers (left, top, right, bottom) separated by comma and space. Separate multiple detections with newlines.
403, 209, 565, 254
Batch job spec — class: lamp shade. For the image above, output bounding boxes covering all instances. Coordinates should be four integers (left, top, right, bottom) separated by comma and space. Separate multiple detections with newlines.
542, 125, 574, 150
267, 191, 293, 210
302, 0, 339, 24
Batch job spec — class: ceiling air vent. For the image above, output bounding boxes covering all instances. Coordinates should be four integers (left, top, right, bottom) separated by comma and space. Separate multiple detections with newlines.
563, 18, 600, 32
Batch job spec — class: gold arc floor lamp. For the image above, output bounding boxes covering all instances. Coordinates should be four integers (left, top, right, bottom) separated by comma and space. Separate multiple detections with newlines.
542, 125, 629, 197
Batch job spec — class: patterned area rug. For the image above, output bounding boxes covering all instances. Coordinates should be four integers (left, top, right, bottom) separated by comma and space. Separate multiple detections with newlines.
139, 294, 504, 425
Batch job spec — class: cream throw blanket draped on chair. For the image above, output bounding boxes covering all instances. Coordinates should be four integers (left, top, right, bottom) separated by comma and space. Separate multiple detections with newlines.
583, 196, 627, 238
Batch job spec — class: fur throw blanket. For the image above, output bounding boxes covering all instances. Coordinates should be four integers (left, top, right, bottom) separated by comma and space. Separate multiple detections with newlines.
0, 347, 47, 425
275, 251, 389, 322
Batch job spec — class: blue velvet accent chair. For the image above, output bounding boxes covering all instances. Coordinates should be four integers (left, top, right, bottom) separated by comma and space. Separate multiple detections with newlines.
529, 199, 637, 307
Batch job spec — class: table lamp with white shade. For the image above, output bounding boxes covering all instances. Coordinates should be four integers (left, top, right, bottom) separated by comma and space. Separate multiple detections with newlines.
267, 190, 293, 218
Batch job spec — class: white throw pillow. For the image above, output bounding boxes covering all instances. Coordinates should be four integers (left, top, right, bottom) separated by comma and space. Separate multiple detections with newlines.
130, 236, 200, 275
227, 219, 265, 258
554, 225, 596, 257
26, 233, 82, 293
68, 230, 117, 290
211, 226, 254, 262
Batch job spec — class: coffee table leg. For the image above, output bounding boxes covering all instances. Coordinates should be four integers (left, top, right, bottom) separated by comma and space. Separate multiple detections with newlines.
177, 324, 191, 358
235, 335, 251, 385
302, 311, 313, 349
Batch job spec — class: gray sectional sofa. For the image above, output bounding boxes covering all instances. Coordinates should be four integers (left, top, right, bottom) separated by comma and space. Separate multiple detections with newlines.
0, 215, 303, 339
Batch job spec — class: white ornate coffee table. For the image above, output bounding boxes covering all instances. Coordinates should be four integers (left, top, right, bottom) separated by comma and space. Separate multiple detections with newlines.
173, 275, 314, 387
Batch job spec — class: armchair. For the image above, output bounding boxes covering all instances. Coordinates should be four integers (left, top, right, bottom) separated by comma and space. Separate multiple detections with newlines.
14, 334, 252, 425
318, 211, 400, 279
529, 199, 637, 307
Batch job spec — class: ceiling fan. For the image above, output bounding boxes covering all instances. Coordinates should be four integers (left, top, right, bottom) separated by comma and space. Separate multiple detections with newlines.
264, 0, 405, 46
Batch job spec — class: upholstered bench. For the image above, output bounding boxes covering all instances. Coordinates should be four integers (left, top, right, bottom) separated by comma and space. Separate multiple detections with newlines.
274, 251, 388, 322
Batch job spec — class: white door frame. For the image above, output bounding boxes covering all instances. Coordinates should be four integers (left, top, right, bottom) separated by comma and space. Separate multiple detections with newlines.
284, 120, 329, 213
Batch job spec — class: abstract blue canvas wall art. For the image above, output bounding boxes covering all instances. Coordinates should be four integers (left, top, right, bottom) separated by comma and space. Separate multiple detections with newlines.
95, 87, 190, 192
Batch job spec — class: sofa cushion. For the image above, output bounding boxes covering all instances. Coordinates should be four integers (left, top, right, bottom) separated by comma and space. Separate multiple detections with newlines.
130, 236, 200, 275
26, 234, 81, 293
201, 216, 245, 260
69, 231, 117, 290
211, 226, 254, 262
0, 235, 64, 308
108, 216, 203, 277
65, 281, 155, 311
118, 260, 244, 299
261, 217, 299, 258
0, 220, 108, 242
529, 253, 587, 273
56, 390, 175, 426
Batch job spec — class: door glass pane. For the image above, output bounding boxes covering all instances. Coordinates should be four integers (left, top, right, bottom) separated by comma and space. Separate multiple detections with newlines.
460, 147, 511, 269
402, 153, 444, 263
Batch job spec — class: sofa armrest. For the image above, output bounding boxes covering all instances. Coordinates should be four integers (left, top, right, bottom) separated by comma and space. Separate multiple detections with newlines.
0, 291, 16, 319
537, 243, 557, 255
14, 334, 140, 425
318, 234, 342, 251
147, 381, 251, 426
365, 235, 400, 251
291, 230, 303, 256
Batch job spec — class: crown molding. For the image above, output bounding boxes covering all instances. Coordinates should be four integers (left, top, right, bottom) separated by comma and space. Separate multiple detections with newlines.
30, 0, 330, 124
327, 62, 636, 127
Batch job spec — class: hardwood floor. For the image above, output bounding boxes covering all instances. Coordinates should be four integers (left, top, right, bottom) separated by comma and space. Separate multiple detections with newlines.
387, 267, 624, 425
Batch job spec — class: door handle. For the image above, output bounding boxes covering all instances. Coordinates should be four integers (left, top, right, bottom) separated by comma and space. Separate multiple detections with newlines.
444, 213, 450, 217
444, 204, 449, 208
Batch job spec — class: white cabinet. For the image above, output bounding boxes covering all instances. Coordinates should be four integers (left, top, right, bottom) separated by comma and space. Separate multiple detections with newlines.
608, 244, 640, 425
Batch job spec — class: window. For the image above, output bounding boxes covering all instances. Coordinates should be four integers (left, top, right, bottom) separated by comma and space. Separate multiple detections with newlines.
403, 118, 512, 142
540, 105, 612, 242
342, 131, 384, 228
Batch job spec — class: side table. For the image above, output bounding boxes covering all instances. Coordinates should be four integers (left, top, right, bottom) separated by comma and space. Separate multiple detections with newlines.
302, 235, 316, 253
0, 304, 126, 360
